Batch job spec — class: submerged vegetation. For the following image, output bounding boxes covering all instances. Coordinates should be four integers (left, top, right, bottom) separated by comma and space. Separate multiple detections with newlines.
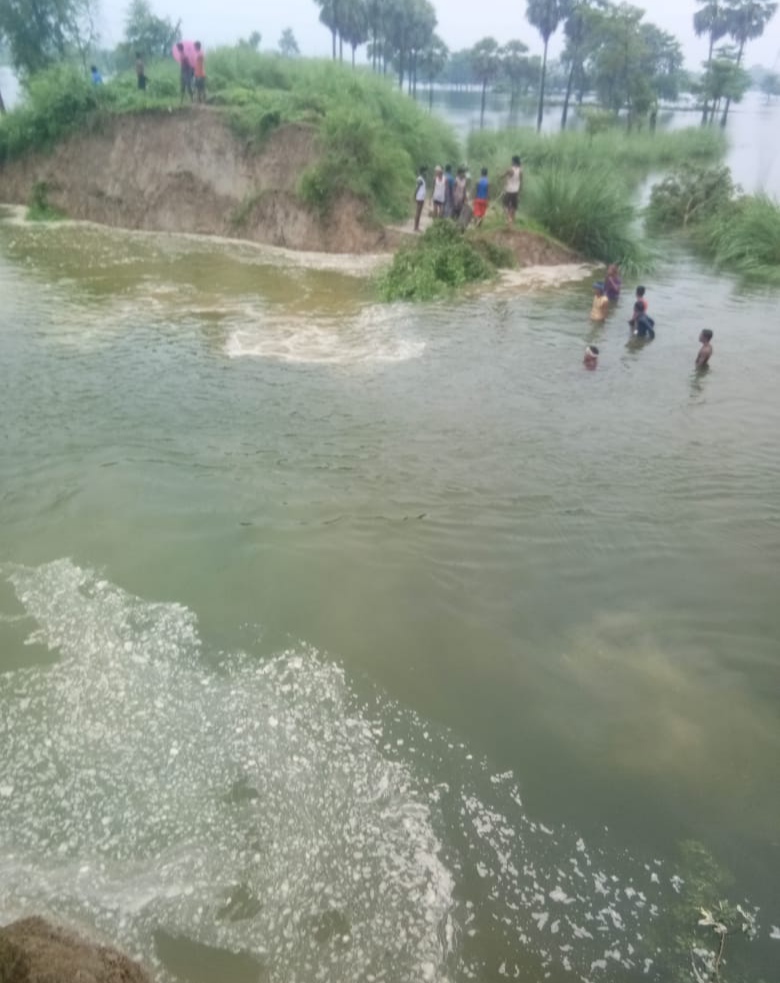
378, 221, 514, 301
651, 841, 761, 983
648, 166, 780, 284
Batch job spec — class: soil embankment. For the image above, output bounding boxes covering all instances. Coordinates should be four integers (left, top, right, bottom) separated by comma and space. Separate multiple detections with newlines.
0, 111, 391, 253
0, 917, 152, 983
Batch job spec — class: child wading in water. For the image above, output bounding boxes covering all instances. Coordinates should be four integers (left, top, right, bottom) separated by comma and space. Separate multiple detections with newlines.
584, 345, 599, 369
590, 282, 609, 322
696, 329, 713, 368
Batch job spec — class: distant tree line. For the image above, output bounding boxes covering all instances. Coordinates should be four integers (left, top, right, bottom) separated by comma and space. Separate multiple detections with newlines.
0, 0, 775, 127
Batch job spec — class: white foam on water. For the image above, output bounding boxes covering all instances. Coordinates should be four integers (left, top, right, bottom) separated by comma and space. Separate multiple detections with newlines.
0, 560, 774, 983
0, 559, 453, 983
224, 307, 425, 365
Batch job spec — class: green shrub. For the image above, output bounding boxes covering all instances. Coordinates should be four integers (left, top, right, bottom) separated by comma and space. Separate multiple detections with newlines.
379, 221, 497, 301
646, 165, 736, 230
524, 165, 646, 269
697, 193, 780, 284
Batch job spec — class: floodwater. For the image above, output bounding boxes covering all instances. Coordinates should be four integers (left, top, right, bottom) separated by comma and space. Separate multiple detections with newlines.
1, 98, 779, 983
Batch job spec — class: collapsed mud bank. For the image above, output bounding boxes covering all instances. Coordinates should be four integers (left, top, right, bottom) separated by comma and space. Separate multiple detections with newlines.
0, 917, 152, 983
0, 109, 586, 268
0, 112, 393, 254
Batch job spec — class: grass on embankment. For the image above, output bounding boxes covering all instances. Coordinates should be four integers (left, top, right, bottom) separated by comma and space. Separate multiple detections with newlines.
466, 125, 726, 179
0, 52, 458, 225
461, 125, 727, 274
523, 166, 648, 272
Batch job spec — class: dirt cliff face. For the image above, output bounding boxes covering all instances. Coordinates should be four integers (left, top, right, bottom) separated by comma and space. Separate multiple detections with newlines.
0, 917, 152, 983
0, 112, 390, 253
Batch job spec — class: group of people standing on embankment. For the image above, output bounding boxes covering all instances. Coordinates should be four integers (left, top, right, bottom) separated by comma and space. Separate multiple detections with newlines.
89, 42, 207, 105
413, 156, 523, 232
585, 270, 713, 371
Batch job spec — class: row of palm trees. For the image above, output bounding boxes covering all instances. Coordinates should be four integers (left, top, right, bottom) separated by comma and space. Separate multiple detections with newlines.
308, 0, 777, 130
694, 0, 777, 124
526, 0, 776, 131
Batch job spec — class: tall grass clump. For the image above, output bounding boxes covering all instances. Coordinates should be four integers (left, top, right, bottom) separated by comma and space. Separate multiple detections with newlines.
379, 221, 506, 301
697, 194, 780, 284
466, 126, 726, 188
524, 166, 646, 269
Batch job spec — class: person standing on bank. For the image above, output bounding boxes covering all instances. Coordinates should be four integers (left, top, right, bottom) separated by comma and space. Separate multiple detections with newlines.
177, 42, 194, 104
413, 166, 427, 232
194, 42, 206, 104
135, 52, 147, 90
503, 155, 523, 225
432, 166, 446, 218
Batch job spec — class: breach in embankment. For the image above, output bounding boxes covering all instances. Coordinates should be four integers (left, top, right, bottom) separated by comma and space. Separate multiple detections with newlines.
0, 52, 461, 253
3, 48, 761, 293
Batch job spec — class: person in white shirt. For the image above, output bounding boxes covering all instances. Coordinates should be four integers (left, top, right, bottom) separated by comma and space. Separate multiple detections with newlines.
503, 155, 523, 224
432, 165, 446, 218
414, 166, 427, 232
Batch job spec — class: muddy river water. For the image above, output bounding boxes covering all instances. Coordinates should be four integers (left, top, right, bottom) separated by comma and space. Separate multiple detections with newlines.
1, 96, 779, 983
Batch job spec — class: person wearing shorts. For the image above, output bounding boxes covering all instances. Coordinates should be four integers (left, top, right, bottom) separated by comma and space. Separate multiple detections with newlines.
413, 166, 427, 232
135, 52, 147, 90
473, 168, 489, 226
503, 155, 522, 224
177, 42, 194, 103
194, 41, 206, 103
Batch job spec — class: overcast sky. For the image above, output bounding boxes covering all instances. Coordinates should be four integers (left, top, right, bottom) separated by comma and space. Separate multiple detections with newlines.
99, 0, 780, 69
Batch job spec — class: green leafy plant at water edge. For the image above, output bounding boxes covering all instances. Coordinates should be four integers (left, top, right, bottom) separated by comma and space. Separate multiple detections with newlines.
647, 164, 780, 285
646, 166, 737, 230
379, 221, 500, 301
524, 165, 647, 270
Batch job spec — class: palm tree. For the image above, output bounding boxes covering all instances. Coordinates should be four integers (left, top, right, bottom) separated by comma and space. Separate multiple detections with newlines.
694, 0, 731, 122
340, 0, 368, 67
526, 0, 566, 131
316, 0, 339, 59
560, 0, 602, 129
719, 0, 778, 124
500, 39, 531, 108
419, 34, 448, 109
470, 37, 501, 129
